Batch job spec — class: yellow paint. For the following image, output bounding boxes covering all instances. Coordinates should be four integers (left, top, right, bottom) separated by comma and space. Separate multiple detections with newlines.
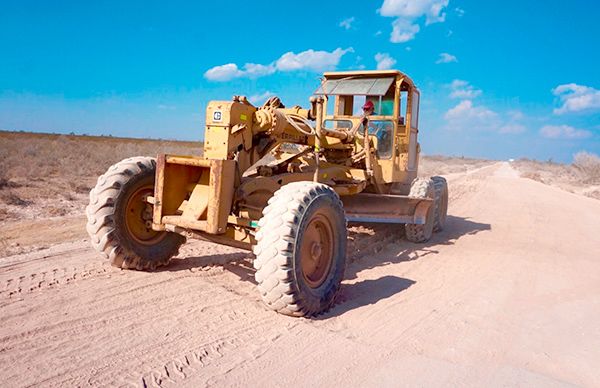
157, 69, 423, 242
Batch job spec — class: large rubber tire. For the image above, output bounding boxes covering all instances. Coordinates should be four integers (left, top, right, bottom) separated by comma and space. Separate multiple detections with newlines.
432, 176, 448, 232
86, 156, 185, 270
405, 178, 435, 243
253, 182, 347, 317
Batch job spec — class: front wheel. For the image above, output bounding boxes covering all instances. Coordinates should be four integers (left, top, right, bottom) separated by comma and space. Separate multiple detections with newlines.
253, 182, 347, 317
86, 156, 185, 270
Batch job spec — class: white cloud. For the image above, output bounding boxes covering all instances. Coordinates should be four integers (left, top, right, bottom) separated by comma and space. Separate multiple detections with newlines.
449, 79, 481, 99
425, 0, 449, 24
354, 56, 366, 70
390, 19, 420, 43
455, 7, 465, 16
436, 52, 457, 64
507, 110, 524, 121
204, 62, 276, 81
380, 0, 449, 43
552, 83, 600, 114
276, 48, 353, 72
248, 91, 275, 105
445, 100, 496, 122
375, 52, 397, 70
375, 30, 383, 36
499, 111, 527, 134
499, 123, 526, 134
339, 17, 355, 30
444, 89, 528, 135
540, 125, 592, 139
444, 100, 493, 132
243, 63, 277, 78
380, 0, 449, 24
204, 63, 244, 82
204, 47, 353, 81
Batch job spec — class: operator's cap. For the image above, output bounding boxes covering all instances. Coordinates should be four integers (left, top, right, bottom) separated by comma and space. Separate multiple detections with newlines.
362, 100, 375, 110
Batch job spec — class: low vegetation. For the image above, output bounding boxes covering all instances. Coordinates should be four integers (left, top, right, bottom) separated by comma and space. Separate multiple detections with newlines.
0, 131, 201, 221
512, 151, 600, 200
418, 154, 493, 177
573, 151, 600, 183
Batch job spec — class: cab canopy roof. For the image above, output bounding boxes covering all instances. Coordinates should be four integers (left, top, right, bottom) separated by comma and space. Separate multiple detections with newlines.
314, 70, 416, 96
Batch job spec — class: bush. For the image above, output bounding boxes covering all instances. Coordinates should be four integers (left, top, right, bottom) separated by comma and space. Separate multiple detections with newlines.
573, 151, 600, 183
0, 131, 203, 220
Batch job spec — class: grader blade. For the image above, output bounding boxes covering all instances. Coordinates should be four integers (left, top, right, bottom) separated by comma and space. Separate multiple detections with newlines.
342, 193, 434, 225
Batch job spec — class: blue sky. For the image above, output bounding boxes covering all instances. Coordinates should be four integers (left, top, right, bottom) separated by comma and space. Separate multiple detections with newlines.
1, 0, 599, 162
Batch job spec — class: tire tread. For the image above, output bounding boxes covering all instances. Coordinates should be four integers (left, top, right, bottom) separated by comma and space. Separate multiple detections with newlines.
85, 156, 182, 270
253, 181, 346, 317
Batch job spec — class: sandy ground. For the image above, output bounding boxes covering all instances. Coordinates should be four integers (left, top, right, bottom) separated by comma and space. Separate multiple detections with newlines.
1, 162, 599, 387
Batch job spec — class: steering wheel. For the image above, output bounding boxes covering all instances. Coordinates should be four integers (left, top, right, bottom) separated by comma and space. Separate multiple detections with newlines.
368, 122, 382, 136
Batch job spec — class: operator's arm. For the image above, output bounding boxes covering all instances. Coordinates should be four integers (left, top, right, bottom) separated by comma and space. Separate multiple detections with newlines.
350, 114, 369, 137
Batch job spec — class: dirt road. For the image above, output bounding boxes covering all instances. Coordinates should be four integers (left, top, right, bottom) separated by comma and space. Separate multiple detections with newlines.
1, 162, 599, 387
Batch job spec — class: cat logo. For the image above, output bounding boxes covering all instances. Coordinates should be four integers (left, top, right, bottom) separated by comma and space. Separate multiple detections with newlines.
213, 111, 222, 122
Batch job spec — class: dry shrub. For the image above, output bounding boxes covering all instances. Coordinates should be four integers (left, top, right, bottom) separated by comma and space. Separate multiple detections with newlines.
419, 155, 493, 177
0, 131, 203, 220
0, 207, 11, 221
587, 189, 600, 200
512, 152, 600, 200
47, 206, 69, 217
0, 178, 22, 189
0, 192, 32, 206
1, 133, 201, 181
573, 151, 600, 183
520, 171, 543, 182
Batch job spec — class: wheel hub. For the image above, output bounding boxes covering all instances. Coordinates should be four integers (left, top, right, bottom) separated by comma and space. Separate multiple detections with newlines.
125, 185, 164, 245
310, 242, 322, 260
300, 213, 334, 288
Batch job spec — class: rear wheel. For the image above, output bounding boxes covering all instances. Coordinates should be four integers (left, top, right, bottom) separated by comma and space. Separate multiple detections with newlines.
405, 178, 435, 243
253, 182, 347, 317
432, 176, 448, 232
86, 156, 185, 270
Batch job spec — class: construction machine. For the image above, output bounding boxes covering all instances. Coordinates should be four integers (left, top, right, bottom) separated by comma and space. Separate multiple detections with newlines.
86, 70, 449, 317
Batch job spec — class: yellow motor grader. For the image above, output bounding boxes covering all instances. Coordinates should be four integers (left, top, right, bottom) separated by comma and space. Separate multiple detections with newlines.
86, 70, 448, 316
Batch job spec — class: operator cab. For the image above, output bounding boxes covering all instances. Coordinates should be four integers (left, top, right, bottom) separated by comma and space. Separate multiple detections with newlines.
314, 70, 421, 183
